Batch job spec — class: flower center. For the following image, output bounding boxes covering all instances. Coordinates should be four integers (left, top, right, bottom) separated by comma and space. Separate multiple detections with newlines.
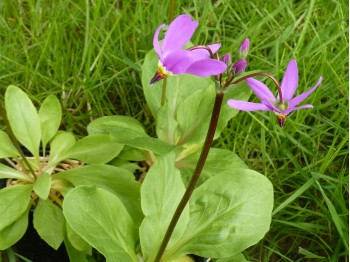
275, 100, 288, 112
158, 61, 173, 77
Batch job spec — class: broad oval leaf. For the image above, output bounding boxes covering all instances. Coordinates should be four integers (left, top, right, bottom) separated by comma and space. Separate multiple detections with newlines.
63, 134, 124, 164
63, 185, 138, 261
53, 164, 143, 226
0, 184, 33, 231
0, 206, 30, 250
39, 95, 62, 149
164, 169, 273, 259
87, 115, 147, 136
5, 85, 41, 159
66, 222, 91, 252
177, 148, 248, 186
88, 115, 174, 155
0, 130, 19, 158
176, 88, 214, 145
33, 199, 65, 249
139, 152, 189, 261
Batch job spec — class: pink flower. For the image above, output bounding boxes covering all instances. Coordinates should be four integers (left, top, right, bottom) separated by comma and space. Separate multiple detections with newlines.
227, 59, 323, 126
150, 14, 227, 85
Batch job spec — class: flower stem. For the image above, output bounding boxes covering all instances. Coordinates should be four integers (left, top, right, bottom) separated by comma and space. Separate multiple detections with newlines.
169, 0, 175, 21
231, 72, 283, 102
154, 91, 225, 262
161, 76, 168, 106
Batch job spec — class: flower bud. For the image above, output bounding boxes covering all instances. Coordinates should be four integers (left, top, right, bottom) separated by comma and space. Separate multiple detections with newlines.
231, 59, 247, 75
238, 38, 249, 58
220, 53, 231, 65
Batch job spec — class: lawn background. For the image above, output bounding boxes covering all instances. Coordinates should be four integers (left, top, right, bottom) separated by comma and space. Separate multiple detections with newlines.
0, 0, 348, 261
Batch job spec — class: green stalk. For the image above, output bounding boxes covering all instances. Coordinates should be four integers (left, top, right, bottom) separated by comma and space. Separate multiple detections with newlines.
154, 91, 225, 262
0, 103, 37, 179
161, 76, 168, 106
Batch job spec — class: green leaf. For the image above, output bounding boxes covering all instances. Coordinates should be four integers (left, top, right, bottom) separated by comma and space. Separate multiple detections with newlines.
0, 130, 19, 158
64, 134, 124, 164
0, 184, 33, 231
53, 164, 143, 226
117, 146, 148, 162
0, 206, 30, 250
48, 131, 76, 165
164, 169, 273, 259
33, 199, 65, 250
66, 222, 91, 252
215, 253, 247, 262
63, 185, 138, 262
88, 115, 175, 154
0, 163, 33, 182
5, 85, 41, 159
39, 95, 62, 149
178, 148, 248, 186
33, 172, 51, 200
64, 230, 91, 262
176, 88, 214, 145
156, 103, 180, 145
139, 153, 189, 261
87, 115, 147, 136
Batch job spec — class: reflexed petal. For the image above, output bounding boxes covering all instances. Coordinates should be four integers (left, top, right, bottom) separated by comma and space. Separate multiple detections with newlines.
283, 104, 314, 115
188, 43, 221, 60
246, 78, 276, 104
227, 100, 273, 111
280, 59, 298, 102
162, 14, 198, 56
185, 59, 227, 76
207, 43, 221, 54
288, 76, 322, 108
153, 24, 165, 59
163, 50, 194, 74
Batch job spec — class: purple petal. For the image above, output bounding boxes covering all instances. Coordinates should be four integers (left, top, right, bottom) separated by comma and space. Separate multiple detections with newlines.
282, 104, 314, 115
280, 59, 298, 102
153, 24, 165, 59
162, 14, 198, 56
246, 78, 277, 104
227, 100, 273, 111
185, 59, 227, 76
207, 43, 221, 54
288, 76, 322, 108
163, 50, 194, 74
188, 43, 221, 60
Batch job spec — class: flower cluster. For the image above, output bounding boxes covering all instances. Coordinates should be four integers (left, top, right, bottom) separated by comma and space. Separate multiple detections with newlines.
150, 14, 322, 126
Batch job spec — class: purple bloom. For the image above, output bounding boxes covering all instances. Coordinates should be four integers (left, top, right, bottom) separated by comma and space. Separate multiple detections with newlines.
227, 59, 323, 126
150, 14, 227, 85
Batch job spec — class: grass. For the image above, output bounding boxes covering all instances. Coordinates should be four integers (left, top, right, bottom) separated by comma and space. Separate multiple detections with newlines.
0, 0, 348, 261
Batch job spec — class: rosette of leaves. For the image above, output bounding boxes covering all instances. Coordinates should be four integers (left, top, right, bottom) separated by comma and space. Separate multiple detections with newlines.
0, 86, 142, 261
